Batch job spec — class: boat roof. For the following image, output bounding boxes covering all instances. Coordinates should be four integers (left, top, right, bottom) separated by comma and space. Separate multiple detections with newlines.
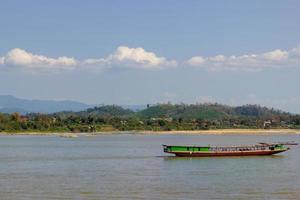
163, 144, 280, 148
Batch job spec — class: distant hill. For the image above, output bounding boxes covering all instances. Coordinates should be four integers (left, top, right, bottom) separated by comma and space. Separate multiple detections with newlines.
0, 95, 91, 114
53, 103, 290, 121
2, 102, 299, 132
56, 105, 135, 118
0, 95, 292, 121
121, 105, 147, 112
0, 95, 148, 114
233, 105, 286, 118
0, 107, 30, 114
136, 103, 289, 120
137, 104, 229, 120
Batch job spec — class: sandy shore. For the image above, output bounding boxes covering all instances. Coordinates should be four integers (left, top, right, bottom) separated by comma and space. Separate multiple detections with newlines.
135, 129, 300, 135
1, 129, 300, 136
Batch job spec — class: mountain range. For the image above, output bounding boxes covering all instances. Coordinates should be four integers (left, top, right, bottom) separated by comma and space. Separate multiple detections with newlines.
0, 95, 146, 114
0, 95, 91, 114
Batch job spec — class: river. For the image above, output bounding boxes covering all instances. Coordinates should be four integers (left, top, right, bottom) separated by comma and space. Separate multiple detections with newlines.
0, 134, 299, 199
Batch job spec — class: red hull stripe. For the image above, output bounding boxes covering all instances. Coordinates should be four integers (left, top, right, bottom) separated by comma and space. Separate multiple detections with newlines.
170, 150, 286, 157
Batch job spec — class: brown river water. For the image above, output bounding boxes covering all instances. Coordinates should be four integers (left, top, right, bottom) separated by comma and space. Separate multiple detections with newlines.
0, 134, 299, 200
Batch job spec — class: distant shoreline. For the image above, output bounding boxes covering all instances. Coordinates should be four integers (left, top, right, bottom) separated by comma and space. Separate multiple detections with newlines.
136, 129, 300, 135
1, 129, 300, 136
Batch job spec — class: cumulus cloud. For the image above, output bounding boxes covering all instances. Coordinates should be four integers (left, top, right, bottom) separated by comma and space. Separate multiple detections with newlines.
0, 46, 176, 72
262, 49, 288, 61
187, 56, 205, 66
83, 46, 177, 70
1, 48, 77, 71
2, 45, 300, 72
186, 46, 300, 71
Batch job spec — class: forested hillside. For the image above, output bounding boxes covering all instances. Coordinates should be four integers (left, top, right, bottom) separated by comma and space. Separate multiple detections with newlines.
0, 103, 299, 132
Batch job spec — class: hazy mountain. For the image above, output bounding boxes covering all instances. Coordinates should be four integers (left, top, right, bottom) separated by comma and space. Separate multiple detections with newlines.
121, 105, 147, 111
0, 107, 30, 115
54, 103, 290, 121
135, 103, 289, 120
0, 95, 91, 114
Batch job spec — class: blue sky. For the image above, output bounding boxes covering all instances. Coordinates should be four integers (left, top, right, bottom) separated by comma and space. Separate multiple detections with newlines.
1, 0, 300, 112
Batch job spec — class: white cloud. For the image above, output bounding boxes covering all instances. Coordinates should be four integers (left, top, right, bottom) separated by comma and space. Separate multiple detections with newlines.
83, 46, 177, 70
0, 46, 176, 72
209, 55, 226, 62
2, 45, 300, 73
1, 48, 76, 71
262, 49, 288, 61
186, 46, 300, 71
290, 46, 300, 58
0, 57, 4, 65
187, 56, 205, 66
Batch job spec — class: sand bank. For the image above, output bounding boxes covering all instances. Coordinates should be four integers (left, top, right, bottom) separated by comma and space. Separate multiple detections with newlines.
131, 129, 300, 135
1, 129, 300, 136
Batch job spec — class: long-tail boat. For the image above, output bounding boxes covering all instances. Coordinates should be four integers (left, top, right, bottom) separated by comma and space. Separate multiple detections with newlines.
163, 143, 290, 157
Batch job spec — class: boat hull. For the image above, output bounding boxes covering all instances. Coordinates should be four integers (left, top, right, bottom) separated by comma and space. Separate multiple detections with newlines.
170, 149, 287, 157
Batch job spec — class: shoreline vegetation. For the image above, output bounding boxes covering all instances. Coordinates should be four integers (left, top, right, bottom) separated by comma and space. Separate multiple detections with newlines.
1, 129, 300, 136
1, 104, 300, 135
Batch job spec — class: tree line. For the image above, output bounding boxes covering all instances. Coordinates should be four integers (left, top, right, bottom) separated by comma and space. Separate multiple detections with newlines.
1, 104, 300, 133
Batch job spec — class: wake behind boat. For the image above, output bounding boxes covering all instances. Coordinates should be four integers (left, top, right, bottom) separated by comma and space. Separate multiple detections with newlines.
163, 143, 292, 157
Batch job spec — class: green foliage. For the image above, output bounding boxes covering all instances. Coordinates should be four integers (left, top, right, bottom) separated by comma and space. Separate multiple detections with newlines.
0, 104, 299, 132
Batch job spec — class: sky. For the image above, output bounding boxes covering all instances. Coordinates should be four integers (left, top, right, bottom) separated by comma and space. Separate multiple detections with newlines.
1, 0, 300, 113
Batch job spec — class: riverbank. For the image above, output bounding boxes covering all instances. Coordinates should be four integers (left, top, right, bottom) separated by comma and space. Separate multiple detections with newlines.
136, 129, 300, 135
1, 128, 300, 136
